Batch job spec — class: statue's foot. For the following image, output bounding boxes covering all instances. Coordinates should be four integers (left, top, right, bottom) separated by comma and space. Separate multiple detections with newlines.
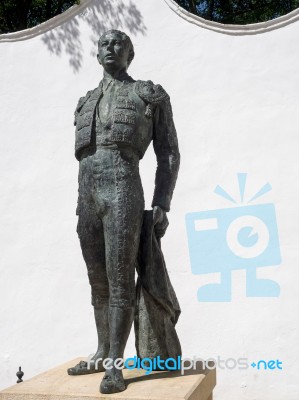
67, 360, 105, 376
100, 369, 126, 394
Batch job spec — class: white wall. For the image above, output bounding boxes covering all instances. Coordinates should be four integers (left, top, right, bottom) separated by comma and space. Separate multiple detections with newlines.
1, 1, 299, 399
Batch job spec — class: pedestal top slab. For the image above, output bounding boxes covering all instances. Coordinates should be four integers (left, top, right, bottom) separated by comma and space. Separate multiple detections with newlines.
0, 358, 216, 400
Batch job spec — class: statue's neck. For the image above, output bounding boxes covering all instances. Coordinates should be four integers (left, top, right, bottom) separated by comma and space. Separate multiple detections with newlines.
103, 68, 128, 82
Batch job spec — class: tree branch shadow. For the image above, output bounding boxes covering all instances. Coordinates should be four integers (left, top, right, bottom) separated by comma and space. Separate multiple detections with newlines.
41, 0, 147, 73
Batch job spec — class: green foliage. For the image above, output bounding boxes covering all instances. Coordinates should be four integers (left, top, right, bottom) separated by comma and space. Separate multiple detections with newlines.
1, 0, 298, 33
175, 0, 299, 24
0, 0, 80, 33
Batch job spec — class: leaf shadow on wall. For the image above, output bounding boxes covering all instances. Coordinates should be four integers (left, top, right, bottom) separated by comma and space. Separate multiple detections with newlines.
41, 0, 147, 73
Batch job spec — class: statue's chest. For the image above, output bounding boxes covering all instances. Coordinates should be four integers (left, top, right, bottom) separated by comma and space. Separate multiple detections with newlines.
97, 85, 137, 125
95, 83, 149, 145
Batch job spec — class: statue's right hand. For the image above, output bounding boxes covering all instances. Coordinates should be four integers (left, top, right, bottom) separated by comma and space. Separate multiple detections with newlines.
153, 206, 169, 238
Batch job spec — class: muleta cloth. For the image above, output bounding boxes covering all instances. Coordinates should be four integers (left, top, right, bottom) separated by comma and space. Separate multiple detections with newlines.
135, 210, 181, 361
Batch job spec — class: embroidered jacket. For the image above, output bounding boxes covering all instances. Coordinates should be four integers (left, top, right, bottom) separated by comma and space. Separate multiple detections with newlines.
74, 79, 180, 212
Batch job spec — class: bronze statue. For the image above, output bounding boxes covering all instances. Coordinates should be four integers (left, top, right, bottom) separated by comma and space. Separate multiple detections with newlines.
68, 30, 181, 393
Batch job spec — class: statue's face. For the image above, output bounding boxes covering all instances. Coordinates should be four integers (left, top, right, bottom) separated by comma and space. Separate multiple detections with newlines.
97, 32, 130, 72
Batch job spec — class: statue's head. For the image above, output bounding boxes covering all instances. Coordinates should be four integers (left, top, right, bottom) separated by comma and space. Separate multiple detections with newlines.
97, 30, 135, 73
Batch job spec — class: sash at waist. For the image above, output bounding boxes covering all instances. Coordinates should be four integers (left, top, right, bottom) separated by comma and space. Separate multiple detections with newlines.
79, 143, 140, 162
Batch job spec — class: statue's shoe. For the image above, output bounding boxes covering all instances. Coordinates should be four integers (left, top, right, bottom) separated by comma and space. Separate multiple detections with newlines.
100, 374, 126, 394
67, 360, 105, 375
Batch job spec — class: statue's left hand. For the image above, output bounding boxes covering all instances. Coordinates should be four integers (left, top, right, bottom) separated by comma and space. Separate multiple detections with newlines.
153, 206, 169, 238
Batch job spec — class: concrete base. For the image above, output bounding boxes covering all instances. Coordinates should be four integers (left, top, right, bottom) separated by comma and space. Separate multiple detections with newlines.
0, 358, 216, 400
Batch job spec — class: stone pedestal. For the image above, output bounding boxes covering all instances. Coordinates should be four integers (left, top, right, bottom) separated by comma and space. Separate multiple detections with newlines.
0, 358, 216, 400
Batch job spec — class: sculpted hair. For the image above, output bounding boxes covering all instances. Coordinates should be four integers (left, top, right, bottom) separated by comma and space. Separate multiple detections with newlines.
98, 30, 135, 67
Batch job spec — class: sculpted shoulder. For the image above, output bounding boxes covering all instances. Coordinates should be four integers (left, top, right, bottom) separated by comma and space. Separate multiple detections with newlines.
135, 80, 169, 105
74, 86, 100, 126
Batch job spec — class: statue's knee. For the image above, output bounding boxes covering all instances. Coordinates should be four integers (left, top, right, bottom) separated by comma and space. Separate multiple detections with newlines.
91, 283, 109, 308
92, 293, 109, 308
88, 269, 107, 284
109, 288, 135, 309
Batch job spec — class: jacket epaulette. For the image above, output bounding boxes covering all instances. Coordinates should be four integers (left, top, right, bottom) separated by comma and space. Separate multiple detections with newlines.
135, 80, 169, 105
74, 90, 93, 126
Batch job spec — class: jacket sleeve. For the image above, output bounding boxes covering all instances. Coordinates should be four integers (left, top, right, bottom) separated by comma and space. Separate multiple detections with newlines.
151, 96, 180, 212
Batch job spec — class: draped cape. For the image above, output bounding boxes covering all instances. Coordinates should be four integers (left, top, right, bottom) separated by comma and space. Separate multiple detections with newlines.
135, 210, 181, 360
